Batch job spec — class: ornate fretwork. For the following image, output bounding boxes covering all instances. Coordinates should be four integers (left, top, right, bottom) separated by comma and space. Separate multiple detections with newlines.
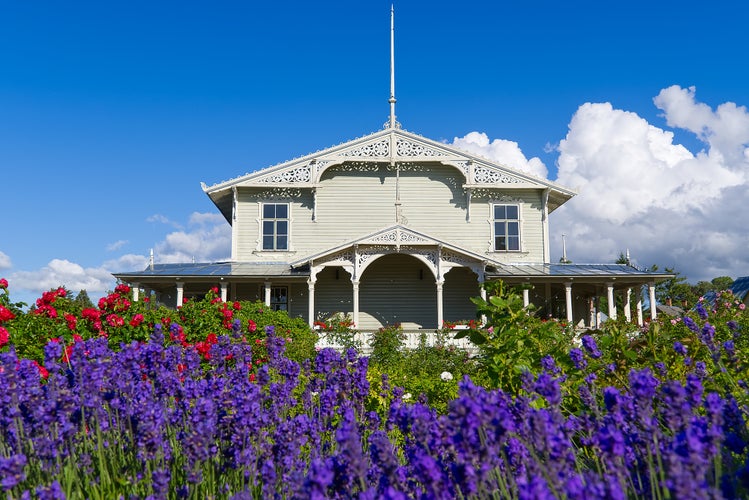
257, 165, 311, 184
453, 161, 470, 176
441, 249, 472, 267
357, 247, 389, 268
369, 229, 430, 245
329, 162, 380, 173
318, 250, 354, 266
384, 162, 428, 172
473, 166, 523, 184
401, 247, 438, 266
395, 139, 446, 157
313, 161, 332, 177
246, 188, 305, 199
339, 139, 390, 158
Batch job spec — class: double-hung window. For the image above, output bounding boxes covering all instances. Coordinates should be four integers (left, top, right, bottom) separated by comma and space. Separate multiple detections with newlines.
493, 204, 520, 251
262, 203, 289, 251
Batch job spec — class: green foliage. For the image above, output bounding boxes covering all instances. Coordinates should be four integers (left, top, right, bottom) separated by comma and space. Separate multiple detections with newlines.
2, 284, 318, 365
368, 324, 405, 369
455, 280, 574, 392
316, 313, 361, 352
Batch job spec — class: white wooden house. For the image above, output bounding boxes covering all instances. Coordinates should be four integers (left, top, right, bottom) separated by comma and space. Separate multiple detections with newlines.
114, 122, 670, 329
114, 10, 671, 330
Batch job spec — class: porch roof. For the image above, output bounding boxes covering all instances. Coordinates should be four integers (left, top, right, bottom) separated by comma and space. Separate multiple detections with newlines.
487, 263, 672, 285
114, 262, 310, 280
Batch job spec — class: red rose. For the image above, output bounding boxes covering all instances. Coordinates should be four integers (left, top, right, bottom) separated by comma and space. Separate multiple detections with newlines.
0, 326, 9, 348
0, 278, 8, 289
0, 305, 15, 323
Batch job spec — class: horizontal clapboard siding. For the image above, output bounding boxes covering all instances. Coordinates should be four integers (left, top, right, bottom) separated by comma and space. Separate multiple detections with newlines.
234, 163, 547, 263
359, 254, 437, 329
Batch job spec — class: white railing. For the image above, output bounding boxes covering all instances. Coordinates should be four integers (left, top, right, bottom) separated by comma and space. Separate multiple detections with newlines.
315, 329, 479, 356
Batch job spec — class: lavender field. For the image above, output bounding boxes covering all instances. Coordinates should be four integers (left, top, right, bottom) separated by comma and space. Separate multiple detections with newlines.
1, 280, 749, 498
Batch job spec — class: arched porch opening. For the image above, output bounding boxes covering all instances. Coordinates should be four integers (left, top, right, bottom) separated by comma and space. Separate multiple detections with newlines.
359, 253, 437, 330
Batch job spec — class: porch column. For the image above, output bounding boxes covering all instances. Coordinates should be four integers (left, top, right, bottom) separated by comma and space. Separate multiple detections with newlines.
479, 279, 487, 325
352, 280, 360, 328
636, 292, 644, 326
606, 283, 616, 320
176, 282, 184, 307
648, 282, 657, 321
564, 282, 573, 323
436, 280, 444, 329
132, 283, 140, 302
307, 279, 316, 328
624, 288, 632, 322
220, 282, 228, 302
264, 281, 272, 307
522, 288, 529, 308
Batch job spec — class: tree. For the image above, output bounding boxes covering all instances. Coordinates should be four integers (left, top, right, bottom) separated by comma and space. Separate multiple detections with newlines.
73, 289, 95, 309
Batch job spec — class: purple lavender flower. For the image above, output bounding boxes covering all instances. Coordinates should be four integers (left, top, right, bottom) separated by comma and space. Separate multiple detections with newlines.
540, 355, 559, 374
673, 341, 688, 356
695, 302, 709, 320
0, 454, 27, 490
534, 373, 561, 406
683, 316, 699, 333
581, 335, 602, 358
569, 348, 587, 370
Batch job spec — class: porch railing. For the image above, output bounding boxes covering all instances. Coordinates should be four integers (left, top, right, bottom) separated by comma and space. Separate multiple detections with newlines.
315, 329, 479, 356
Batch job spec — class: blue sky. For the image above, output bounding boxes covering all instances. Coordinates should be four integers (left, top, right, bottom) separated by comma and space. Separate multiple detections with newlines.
2, 1, 749, 306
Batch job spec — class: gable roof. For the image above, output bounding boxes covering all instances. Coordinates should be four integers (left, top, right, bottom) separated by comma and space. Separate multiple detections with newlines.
202, 127, 577, 221
289, 224, 501, 269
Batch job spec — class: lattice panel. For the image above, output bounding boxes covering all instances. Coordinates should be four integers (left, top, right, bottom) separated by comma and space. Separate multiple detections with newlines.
257, 166, 311, 184
339, 139, 390, 157
395, 139, 446, 157
474, 166, 523, 184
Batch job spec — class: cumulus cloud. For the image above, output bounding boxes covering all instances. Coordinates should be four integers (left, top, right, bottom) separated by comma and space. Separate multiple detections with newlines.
6, 212, 229, 304
450, 132, 549, 179
10, 259, 115, 295
152, 212, 231, 264
0, 250, 11, 270
550, 86, 749, 282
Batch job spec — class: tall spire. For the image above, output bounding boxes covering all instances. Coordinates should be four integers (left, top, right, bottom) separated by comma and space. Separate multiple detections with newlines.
389, 4, 397, 129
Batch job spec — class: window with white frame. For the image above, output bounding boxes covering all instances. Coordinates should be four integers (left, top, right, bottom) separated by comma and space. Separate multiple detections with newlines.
493, 204, 520, 251
262, 203, 289, 251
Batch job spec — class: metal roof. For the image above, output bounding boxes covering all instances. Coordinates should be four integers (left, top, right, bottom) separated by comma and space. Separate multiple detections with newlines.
487, 263, 672, 280
114, 262, 309, 279
730, 276, 749, 301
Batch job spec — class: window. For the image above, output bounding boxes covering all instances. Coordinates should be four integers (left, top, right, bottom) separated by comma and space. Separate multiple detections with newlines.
493, 204, 520, 251
262, 286, 288, 311
262, 203, 289, 251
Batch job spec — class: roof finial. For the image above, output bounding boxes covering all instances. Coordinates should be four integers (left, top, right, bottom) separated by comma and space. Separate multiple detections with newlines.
389, 4, 397, 129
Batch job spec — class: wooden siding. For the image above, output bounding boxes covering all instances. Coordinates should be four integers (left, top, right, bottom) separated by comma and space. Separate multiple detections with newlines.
443, 267, 481, 322
314, 266, 353, 322
233, 163, 547, 263
358, 254, 437, 329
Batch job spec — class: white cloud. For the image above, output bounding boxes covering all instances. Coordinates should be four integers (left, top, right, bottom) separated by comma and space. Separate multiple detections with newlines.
0, 250, 11, 270
5, 211, 228, 304
106, 240, 128, 252
10, 259, 115, 296
549, 86, 749, 283
450, 131, 549, 179
147, 214, 183, 229
152, 212, 231, 264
